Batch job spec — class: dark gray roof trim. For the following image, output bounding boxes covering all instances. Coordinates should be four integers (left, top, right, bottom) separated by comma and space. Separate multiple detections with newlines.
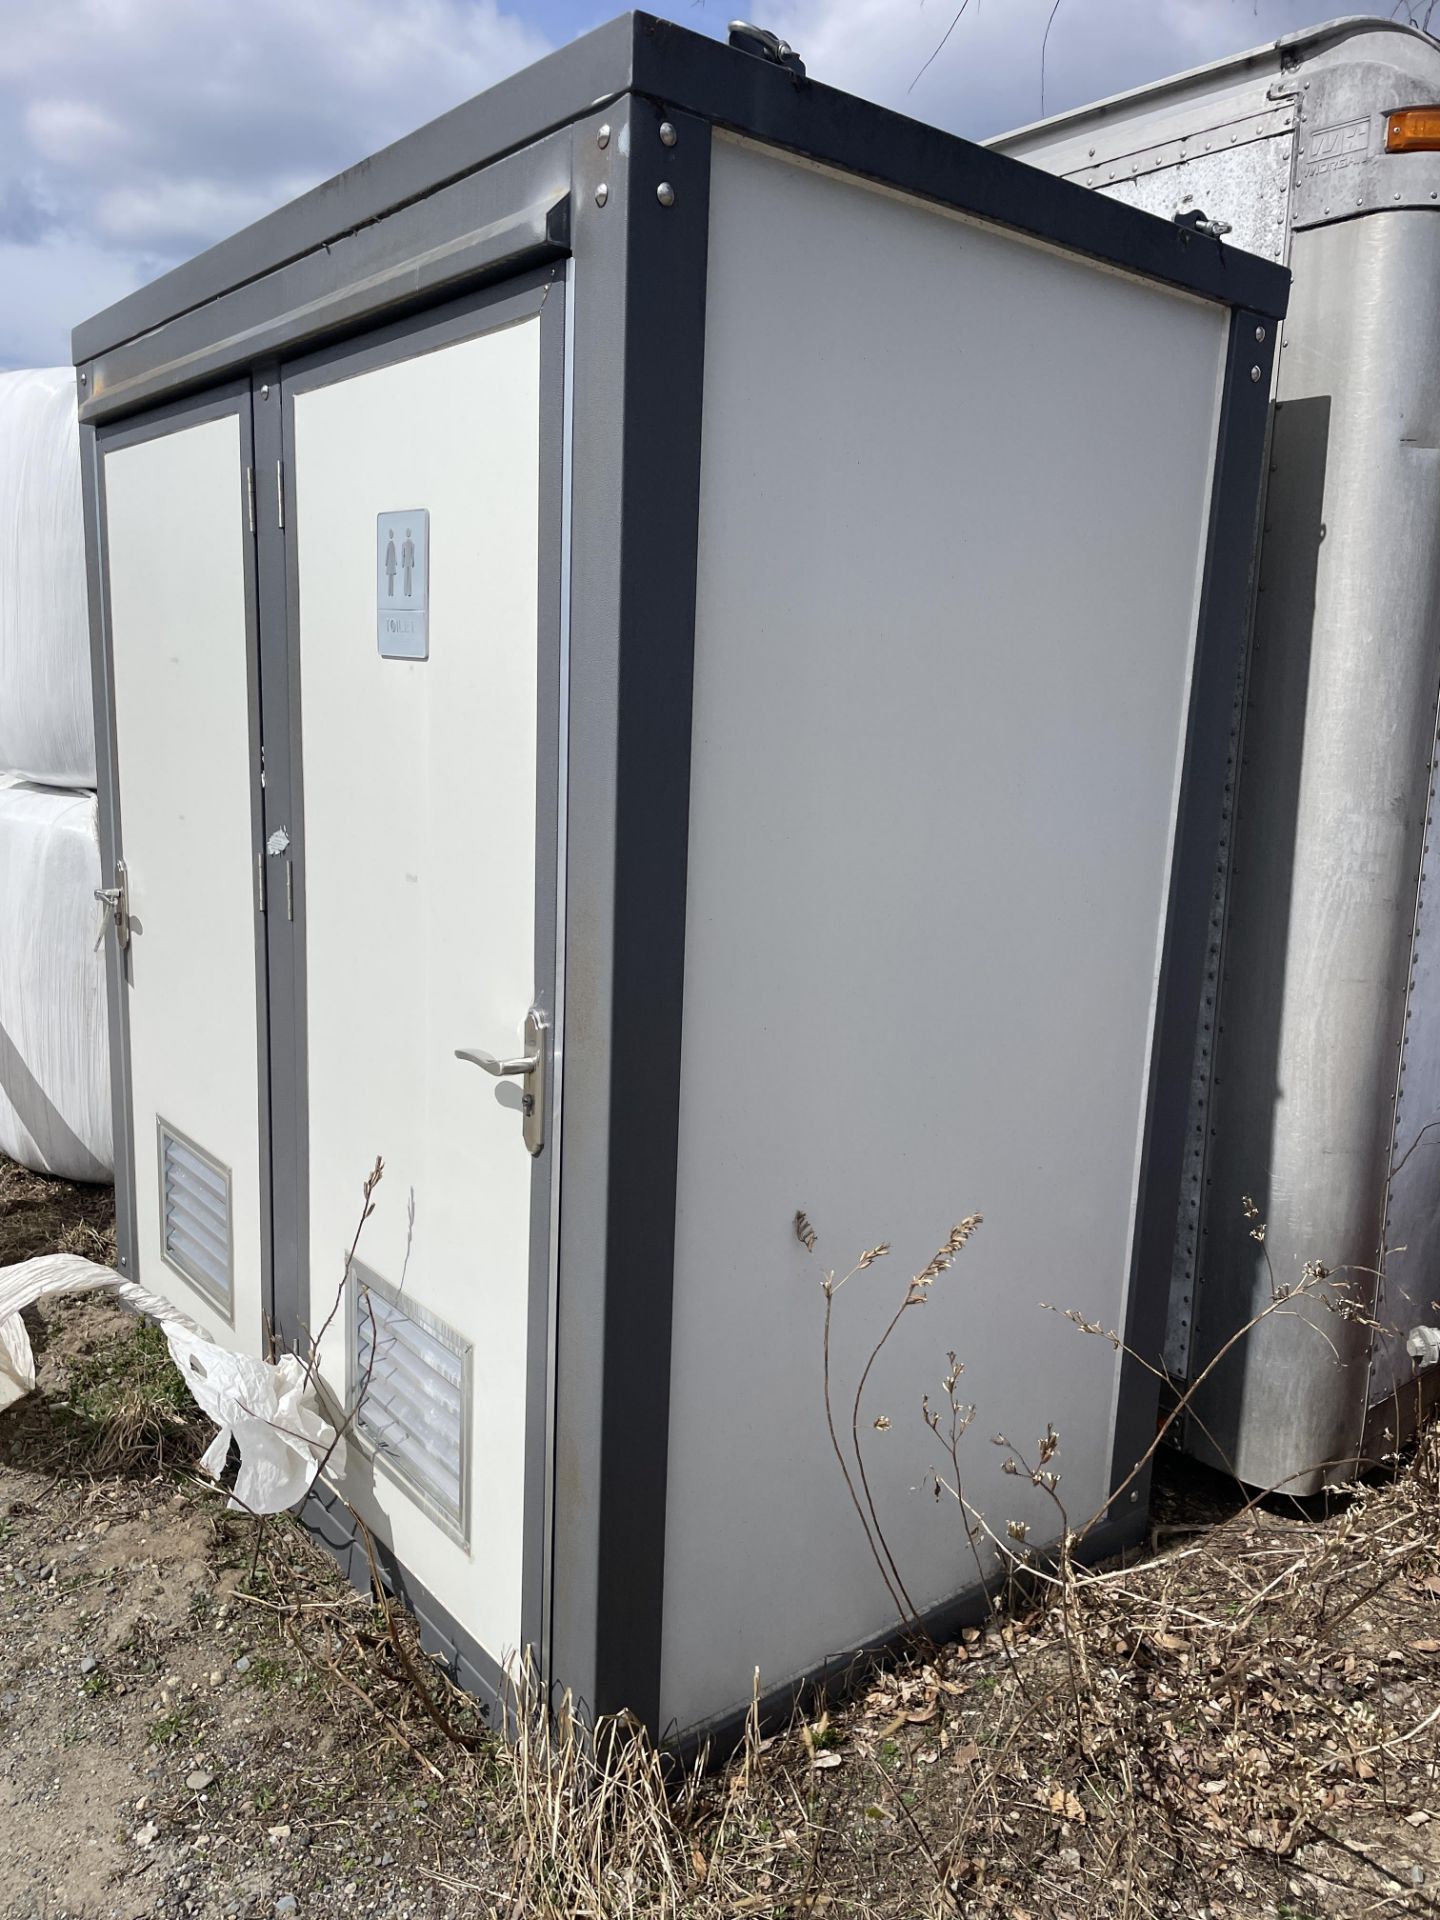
74, 9, 1289, 368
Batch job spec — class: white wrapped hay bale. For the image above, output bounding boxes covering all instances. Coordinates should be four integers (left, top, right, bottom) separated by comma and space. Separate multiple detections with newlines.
0, 369, 94, 787
0, 778, 111, 1179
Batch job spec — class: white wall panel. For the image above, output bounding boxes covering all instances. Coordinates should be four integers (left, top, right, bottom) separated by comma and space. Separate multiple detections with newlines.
659, 137, 1227, 1733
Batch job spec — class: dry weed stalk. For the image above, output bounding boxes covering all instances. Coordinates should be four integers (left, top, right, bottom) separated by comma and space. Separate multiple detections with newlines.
793, 1193, 1440, 1915
796, 1208, 981, 1647
499, 1656, 731, 1919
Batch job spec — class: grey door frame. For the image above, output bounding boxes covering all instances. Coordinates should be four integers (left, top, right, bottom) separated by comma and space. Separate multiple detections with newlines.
259, 268, 568, 1701
80, 380, 272, 1327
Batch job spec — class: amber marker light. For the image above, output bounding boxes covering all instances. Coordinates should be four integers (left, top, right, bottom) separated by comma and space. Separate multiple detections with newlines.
1385, 108, 1440, 153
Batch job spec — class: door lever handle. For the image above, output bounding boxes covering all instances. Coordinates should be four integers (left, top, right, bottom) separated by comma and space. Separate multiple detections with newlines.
455, 1007, 548, 1156
454, 1046, 537, 1078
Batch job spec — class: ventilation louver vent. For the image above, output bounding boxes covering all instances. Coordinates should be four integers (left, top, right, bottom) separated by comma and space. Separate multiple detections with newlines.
157, 1120, 233, 1319
351, 1262, 471, 1541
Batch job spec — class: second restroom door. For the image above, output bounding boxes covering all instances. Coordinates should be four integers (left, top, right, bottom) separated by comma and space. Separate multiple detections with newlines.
96, 387, 271, 1354
272, 275, 563, 1677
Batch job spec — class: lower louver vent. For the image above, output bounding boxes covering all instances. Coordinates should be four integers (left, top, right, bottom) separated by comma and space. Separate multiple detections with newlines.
351, 1262, 470, 1541
157, 1120, 233, 1318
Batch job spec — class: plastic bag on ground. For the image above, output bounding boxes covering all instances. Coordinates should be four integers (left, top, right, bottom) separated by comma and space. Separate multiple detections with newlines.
0, 368, 94, 787
0, 1254, 343, 1513
0, 775, 111, 1179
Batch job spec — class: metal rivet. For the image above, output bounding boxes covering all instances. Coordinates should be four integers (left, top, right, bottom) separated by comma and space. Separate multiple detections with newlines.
595, 182, 609, 207
1254, 325, 1266, 343
659, 120, 677, 147
656, 181, 676, 207
597, 123, 610, 149
1250, 365, 1262, 382
260, 384, 270, 399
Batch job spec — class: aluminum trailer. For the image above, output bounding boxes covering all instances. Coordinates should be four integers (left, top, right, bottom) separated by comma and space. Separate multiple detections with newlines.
996, 17, 1440, 1497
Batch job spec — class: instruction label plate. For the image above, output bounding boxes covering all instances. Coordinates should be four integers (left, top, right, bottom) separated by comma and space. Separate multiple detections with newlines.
377, 509, 429, 659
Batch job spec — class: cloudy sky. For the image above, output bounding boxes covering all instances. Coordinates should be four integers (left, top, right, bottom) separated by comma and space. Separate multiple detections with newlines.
1, 0, 1422, 367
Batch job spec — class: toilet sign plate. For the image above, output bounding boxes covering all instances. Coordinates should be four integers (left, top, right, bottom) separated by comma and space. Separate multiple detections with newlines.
377, 509, 430, 659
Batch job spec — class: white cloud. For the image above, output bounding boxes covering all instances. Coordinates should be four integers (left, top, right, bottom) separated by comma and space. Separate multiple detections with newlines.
0, 234, 148, 372
23, 99, 131, 171
0, 0, 552, 364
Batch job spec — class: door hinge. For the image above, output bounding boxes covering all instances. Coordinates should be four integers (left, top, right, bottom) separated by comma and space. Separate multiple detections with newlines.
246, 464, 256, 535
94, 859, 131, 951
266, 826, 293, 921
276, 460, 285, 531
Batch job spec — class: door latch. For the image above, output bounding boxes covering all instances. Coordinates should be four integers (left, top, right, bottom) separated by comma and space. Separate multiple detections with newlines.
94, 859, 130, 951
455, 1007, 548, 1155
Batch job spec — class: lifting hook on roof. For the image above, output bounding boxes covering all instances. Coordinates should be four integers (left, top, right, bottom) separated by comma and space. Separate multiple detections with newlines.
1174, 207, 1233, 239
727, 20, 807, 79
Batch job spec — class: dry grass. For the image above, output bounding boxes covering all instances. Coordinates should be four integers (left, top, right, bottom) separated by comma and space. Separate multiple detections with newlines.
5, 1160, 1439, 1916
218, 1426, 1440, 1919
0, 1151, 115, 1266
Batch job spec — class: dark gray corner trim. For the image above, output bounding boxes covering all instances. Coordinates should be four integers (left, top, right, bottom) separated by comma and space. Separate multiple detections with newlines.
592, 111, 710, 1728
73, 13, 1288, 379
548, 100, 711, 1735
1106, 309, 1277, 1513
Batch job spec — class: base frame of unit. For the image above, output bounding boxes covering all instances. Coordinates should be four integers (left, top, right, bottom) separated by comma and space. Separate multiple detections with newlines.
300, 1478, 509, 1722
303, 1474, 1142, 1756
668, 1507, 1145, 1762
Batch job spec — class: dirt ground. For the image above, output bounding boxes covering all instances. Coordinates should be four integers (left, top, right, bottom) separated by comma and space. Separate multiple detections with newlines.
3, 1156, 1440, 1919
0, 1163, 508, 1920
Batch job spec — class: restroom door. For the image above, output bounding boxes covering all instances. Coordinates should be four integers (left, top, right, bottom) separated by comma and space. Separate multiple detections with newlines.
95, 387, 270, 1353
275, 276, 562, 1671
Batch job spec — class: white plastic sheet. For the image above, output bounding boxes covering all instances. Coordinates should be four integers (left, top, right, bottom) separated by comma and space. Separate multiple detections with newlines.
0, 1254, 344, 1514
0, 368, 94, 787
0, 776, 111, 1179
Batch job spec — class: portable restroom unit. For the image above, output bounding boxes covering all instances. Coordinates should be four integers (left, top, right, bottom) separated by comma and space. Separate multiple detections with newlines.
996, 17, 1440, 1497
76, 13, 1285, 1741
